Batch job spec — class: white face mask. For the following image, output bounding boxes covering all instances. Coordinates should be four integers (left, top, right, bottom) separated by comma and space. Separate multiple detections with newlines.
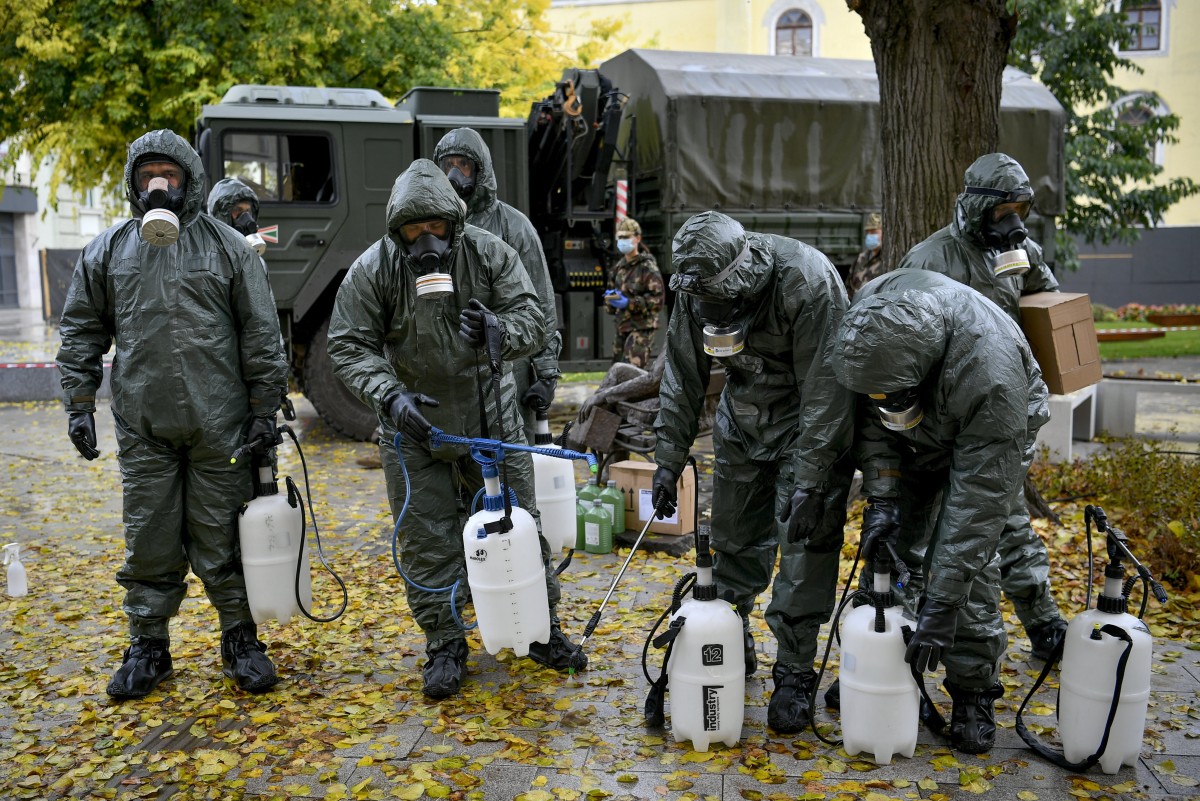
617, 238, 635, 255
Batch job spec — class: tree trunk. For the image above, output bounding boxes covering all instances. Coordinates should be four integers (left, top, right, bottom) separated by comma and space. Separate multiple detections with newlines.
848, 0, 1016, 266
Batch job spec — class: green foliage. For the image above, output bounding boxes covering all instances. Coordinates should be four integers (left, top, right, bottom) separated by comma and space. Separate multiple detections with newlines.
1008, 0, 1200, 271
1031, 438, 1200, 585
1092, 303, 1119, 322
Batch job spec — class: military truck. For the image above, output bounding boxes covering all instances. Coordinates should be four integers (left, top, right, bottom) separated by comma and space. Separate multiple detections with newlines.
195, 49, 1066, 441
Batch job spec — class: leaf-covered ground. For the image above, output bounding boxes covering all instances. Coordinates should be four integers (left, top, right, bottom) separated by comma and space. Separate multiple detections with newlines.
2, 397, 1198, 801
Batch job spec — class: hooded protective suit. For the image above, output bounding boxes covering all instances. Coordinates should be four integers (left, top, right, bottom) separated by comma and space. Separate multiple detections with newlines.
207, 177, 260, 226
432, 129, 561, 436
832, 268, 1050, 689
898, 152, 1063, 635
57, 129, 288, 638
899, 153, 1058, 325
655, 211, 854, 669
326, 159, 554, 651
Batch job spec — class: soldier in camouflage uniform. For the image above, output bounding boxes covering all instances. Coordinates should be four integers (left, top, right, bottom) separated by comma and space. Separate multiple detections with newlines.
605, 217, 665, 367
845, 212, 885, 300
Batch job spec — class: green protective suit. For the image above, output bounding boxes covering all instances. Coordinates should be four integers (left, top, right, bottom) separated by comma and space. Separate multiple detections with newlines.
326, 159, 554, 652
654, 211, 854, 669
432, 129, 561, 438
898, 152, 1062, 631
207, 177, 260, 226
832, 268, 1051, 689
56, 129, 288, 639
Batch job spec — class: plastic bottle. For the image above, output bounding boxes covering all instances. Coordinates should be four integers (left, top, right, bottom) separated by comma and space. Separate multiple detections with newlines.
238, 466, 313, 624
530, 414, 577, 552
576, 498, 588, 550
462, 463, 551, 656
4, 543, 28, 598
584, 498, 613, 555
1058, 573, 1153, 774
577, 476, 602, 507
600, 479, 627, 536
666, 533, 744, 751
838, 571, 919, 765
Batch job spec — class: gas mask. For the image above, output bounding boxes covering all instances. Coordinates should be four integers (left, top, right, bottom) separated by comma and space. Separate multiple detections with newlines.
868, 388, 924, 432
232, 213, 266, 255
406, 231, 454, 297
671, 243, 753, 357
964, 186, 1033, 278
138, 177, 187, 248
438, 156, 476, 201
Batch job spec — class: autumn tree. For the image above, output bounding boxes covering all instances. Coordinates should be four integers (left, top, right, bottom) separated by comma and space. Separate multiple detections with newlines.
846, 0, 1018, 266
1009, 0, 1199, 271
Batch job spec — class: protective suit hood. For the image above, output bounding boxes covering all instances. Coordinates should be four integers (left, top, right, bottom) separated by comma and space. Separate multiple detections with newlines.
832, 284, 949, 395
207, 177, 260, 227
953, 152, 1033, 248
671, 210, 771, 301
386, 159, 467, 270
124, 129, 206, 226
432, 127, 498, 218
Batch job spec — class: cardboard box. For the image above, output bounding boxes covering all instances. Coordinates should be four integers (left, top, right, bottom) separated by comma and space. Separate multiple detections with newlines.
1019, 292, 1103, 395
608, 459, 697, 537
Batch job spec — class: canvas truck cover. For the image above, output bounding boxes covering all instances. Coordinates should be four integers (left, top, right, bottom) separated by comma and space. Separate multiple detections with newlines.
601, 49, 1066, 217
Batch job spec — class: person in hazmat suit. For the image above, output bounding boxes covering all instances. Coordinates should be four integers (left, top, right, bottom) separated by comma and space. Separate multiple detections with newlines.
651, 210, 854, 733
56, 129, 289, 700
326, 159, 586, 700
207, 177, 267, 257
898, 152, 1068, 662
433, 128, 561, 442
831, 268, 1051, 753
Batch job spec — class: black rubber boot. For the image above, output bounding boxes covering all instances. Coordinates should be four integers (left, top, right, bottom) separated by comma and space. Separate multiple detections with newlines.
422, 639, 468, 699
221, 622, 280, 693
767, 663, 817, 733
1027, 617, 1069, 662
824, 677, 840, 709
742, 615, 756, 678
945, 680, 1003, 754
106, 636, 174, 700
527, 625, 588, 673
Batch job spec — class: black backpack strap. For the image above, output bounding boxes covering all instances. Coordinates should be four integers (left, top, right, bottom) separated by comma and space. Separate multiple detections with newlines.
644, 616, 686, 727
1015, 623, 1134, 771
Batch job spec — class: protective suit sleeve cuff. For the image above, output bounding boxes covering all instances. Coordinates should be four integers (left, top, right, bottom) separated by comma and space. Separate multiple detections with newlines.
654, 446, 688, 477
860, 464, 901, 498
926, 577, 970, 608
64, 393, 97, 414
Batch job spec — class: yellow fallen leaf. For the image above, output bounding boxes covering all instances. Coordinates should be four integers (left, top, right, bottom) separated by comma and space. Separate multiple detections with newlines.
1017, 791, 1038, 800
919, 778, 939, 791
390, 784, 423, 800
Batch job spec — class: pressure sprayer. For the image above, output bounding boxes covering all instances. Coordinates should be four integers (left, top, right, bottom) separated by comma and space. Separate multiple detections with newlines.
387, 427, 596, 656
641, 462, 744, 752
231, 410, 348, 624
4, 543, 28, 597
1016, 504, 1166, 774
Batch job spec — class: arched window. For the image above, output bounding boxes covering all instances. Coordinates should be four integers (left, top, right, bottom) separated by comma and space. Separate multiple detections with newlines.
1123, 1, 1162, 52
775, 10, 813, 57
1113, 92, 1169, 166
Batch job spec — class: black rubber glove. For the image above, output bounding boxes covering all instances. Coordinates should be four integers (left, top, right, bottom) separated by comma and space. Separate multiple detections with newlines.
779, 487, 825, 543
246, 415, 277, 447
68, 411, 99, 460
651, 466, 679, 519
904, 597, 959, 674
522, 377, 557, 412
458, 298, 499, 349
385, 390, 440, 441
860, 496, 901, 558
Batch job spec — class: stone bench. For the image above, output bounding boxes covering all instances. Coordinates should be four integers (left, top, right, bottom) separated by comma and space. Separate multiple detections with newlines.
1096, 377, 1200, 438
1035, 384, 1097, 463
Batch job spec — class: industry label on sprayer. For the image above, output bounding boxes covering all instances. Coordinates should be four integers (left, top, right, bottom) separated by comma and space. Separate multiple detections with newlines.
701, 644, 724, 666
703, 685, 722, 731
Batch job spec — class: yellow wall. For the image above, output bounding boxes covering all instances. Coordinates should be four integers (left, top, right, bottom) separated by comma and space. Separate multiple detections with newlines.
548, 0, 873, 60
1117, 0, 1200, 225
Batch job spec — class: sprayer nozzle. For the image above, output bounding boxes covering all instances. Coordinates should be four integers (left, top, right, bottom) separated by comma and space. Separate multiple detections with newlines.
590, 464, 598, 474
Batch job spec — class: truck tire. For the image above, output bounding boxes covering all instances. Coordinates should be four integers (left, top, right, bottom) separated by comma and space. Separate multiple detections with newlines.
302, 318, 379, 442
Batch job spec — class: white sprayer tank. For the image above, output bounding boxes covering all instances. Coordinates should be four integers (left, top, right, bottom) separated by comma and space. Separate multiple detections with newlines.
531, 417, 577, 552
463, 470, 551, 656
238, 468, 313, 624
1058, 606, 1152, 773
839, 601, 919, 765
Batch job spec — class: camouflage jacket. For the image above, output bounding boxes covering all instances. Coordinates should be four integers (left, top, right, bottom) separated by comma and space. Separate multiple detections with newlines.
845, 247, 885, 300
607, 250, 665, 334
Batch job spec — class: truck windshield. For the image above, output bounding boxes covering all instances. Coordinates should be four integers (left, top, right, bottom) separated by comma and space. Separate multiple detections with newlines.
222, 132, 335, 204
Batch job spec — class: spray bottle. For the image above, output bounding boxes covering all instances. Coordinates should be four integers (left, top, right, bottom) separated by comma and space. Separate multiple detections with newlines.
838, 530, 918, 765
1017, 505, 1165, 774
4, 543, 28, 598
530, 410, 577, 552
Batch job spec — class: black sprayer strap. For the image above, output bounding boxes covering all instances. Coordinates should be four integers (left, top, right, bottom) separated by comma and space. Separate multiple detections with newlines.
1015, 623, 1134, 771
645, 616, 686, 727
899, 624, 950, 738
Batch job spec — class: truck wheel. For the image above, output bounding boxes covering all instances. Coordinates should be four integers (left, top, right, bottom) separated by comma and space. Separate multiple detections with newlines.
302, 319, 379, 442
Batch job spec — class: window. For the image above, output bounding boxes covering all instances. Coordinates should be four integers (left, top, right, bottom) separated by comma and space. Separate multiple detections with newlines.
1123, 1, 1162, 52
1113, 92, 1168, 166
222, 132, 335, 203
775, 10, 813, 57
